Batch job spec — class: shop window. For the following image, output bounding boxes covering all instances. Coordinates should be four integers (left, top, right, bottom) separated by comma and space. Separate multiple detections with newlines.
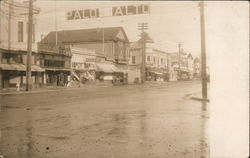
132, 56, 136, 64
18, 21, 24, 42
44, 60, 65, 67
147, 56, 150, 62
2, 53, 22, 64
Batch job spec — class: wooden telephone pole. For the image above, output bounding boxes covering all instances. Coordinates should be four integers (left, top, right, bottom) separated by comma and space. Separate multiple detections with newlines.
178, 42, 182, 80
26, 0, 33, 91
138, 22, 148, 84
199, 1, 208, 99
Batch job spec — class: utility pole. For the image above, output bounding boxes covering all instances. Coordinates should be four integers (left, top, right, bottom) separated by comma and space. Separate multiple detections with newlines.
102, 22, 105, 54
8, 0, 13, 50
138, 22, 148, 84
199, 1, 208, 99
26, 0, 33, 91
178, 42, 181, 80
55, 0, 57, 46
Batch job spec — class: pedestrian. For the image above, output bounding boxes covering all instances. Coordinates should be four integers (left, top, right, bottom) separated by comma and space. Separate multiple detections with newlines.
56, 74, 60, 86
60, 73, 64, 86
64, 74, 68, 87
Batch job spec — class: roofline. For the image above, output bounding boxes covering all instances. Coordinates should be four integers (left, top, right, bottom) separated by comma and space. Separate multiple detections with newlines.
40, 27, 130, 43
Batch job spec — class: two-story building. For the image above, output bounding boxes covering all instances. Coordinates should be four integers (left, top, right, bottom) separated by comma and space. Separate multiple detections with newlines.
169, 52, 194, 80
145, 46, 169, 81
0, 0, 43, 89
129, 38, 171, 82
70, 46, 96, 83
37, 43, 71, 86
38, 27, 130, 85
128, 42, 142, 83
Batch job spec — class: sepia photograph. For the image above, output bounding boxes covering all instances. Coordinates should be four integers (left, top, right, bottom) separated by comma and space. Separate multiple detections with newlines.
0, 0, 249, 158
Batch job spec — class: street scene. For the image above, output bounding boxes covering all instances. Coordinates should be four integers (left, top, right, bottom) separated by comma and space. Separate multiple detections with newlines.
1, 81, 209, 158
0, 0, 211, 158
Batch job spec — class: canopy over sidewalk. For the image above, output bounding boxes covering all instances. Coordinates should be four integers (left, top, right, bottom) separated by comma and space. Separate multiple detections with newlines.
0, 64, 44, 72
96, 63, 121, 73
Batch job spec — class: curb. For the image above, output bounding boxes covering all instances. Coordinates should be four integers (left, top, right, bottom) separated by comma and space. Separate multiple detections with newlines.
0, 85, 115, 96
0, 89, 58, 96
190, 96, 210, 102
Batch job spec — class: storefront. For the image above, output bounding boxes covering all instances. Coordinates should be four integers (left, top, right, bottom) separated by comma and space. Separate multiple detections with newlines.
0, 63, 44, 89
146, 67, 168, 82
44, 68, 71, 86
37, 43, 72, 86
70, 47, 99, 84
95, 62, 127, 84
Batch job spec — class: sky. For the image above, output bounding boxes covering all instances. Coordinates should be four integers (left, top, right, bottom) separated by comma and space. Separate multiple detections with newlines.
34, 1, 202, 56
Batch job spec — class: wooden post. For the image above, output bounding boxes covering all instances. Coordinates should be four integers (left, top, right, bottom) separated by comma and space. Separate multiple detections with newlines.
199, 1, 208, 99
26, 0, 33, 91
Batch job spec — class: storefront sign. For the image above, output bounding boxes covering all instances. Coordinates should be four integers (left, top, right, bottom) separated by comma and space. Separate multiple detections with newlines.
104, 76, 113, 80
66, 4, 149, 20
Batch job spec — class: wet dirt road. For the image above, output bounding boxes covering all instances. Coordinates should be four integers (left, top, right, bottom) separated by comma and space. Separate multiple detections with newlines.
0, 80, 209, 158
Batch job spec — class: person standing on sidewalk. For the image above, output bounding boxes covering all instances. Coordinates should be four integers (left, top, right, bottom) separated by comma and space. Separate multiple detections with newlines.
60, 73, 64, 86
64, 74, 68, 87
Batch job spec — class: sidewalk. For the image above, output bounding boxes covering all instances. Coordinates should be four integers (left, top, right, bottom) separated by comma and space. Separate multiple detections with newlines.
0, 87, 63, 96
0, 82, 117, 96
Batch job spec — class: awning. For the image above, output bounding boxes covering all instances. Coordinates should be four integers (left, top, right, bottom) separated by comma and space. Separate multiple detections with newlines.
0, 64, 45, 72
96, 63, 121, 73
0, 63, 26, 71
45, 68, 71, 71
149, 71, 164, 75
32, 65, 45, 72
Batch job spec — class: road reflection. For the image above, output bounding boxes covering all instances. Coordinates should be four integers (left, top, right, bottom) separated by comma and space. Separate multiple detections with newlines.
1, 81, 209, 158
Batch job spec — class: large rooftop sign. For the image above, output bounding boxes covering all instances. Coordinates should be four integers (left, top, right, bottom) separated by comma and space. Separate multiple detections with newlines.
66, 4, 150, 20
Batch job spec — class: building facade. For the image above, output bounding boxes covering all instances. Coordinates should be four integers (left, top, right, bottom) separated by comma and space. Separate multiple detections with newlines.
38, 27, 130, 85
0, 0, 43, 89
128, 42, 142, 83
169, 52, 194, 80
129, 40, 171, 82
145, 46, 169, 81
37, 43, 71, 86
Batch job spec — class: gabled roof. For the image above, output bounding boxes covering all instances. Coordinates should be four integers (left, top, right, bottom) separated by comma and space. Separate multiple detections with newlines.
138, 32, 154, 43
194, 57, 200, 63
187, 53, 193, 59
39, 27, 129, 44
